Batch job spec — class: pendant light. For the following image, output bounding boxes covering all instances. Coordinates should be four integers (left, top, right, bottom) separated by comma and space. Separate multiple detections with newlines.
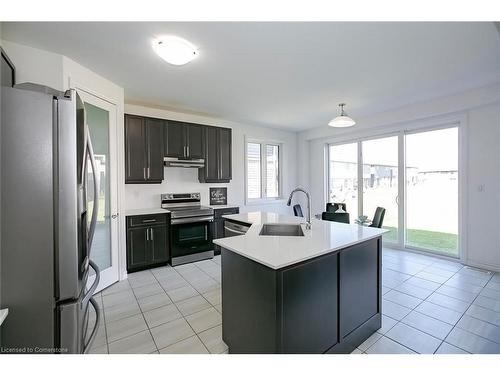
328, 103, 356, 128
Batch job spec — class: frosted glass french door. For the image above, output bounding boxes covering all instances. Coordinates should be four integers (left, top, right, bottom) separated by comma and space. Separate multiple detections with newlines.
80, 90, 120, 292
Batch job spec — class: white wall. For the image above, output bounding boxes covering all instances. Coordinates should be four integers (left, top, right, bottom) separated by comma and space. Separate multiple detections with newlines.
124, 104, 298, 215
299, 83, 500, 271
4, 38, 499, 274
0, 40, 128, 279
466, 104, 500, 270
0, 40, 299, 281
1, 40, 64, 91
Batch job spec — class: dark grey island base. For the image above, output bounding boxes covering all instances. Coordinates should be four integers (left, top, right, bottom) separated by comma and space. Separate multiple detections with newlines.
221, 236, 382, 354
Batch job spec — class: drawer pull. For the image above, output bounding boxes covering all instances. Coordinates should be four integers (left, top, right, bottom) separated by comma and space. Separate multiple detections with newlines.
142, 219, 157, 223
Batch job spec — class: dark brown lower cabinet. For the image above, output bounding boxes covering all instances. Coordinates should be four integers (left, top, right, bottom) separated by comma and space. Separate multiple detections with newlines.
126, 214, 170, 273
221, 236, 382, 354
212, 207, 239, 254
127, 226, 150, 270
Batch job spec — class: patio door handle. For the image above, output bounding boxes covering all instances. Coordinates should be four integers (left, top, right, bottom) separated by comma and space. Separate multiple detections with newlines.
395, 195, 400, 205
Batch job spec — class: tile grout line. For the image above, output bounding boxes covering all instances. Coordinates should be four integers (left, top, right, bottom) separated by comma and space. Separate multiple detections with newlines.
382, 258, 462, 316
438, 270, 498, 352
375, 257, 465, 353
101, 252, 498, 354
150, 267, 192, 352
100, 293, 110, 354
149, 261, 221, 353
177, 262, 222, 353
100, 259, 223, 353
101, 279, 132, 352
378, 257, 500, 353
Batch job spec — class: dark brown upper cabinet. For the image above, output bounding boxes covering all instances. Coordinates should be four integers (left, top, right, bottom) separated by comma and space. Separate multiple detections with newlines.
125, 114, 164, 184
164, 121, 204, 159
145, 118, 164, 182
186, 123, 204, 159
164, 120, 185, 158
198, 126, 232, 183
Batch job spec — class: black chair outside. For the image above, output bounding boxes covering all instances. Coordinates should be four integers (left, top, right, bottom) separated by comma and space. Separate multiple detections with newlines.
369, 207, 386, 228
322, 211, 350, 224
293, 204, 304, 217
326, 202, 347, 213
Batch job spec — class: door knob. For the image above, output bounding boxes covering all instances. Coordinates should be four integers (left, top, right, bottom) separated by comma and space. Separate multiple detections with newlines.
111, 213, 119, 219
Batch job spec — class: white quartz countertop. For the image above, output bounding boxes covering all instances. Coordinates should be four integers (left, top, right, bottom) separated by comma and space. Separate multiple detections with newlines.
125, 208, 170, 216
126, 205, 238, 217
214, 211, 387, 269
222, 211, 304, 225
209, 204, 239, 210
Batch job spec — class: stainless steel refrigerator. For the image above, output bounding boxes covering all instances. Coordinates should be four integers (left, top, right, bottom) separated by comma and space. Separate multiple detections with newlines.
1, 83, 101, 353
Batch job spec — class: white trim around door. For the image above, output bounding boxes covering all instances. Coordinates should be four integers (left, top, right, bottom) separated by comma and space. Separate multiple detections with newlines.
77, 89, 120, 293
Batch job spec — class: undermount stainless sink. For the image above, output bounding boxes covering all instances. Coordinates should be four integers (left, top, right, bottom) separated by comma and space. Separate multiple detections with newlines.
259, 224, 305, 237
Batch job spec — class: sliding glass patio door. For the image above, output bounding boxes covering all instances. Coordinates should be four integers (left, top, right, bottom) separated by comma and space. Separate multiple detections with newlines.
328, 142, 358, 222
361, 136, 399, 244
405, 127, 459, 257
327, 125, 460, 257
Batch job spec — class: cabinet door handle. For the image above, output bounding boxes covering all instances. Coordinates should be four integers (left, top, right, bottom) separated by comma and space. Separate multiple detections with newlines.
143, 167, 146, 180
146, 228, 149, 241
187, 145, 190, 157
150, 227, 154, 242
183, 145, 186, 157
147, 167, 150, 179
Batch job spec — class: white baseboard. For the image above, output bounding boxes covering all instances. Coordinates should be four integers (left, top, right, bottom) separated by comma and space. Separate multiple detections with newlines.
464, 259, 500, 274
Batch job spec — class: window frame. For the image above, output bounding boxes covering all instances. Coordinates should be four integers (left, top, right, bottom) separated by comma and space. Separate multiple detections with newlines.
244, 137, 284, 204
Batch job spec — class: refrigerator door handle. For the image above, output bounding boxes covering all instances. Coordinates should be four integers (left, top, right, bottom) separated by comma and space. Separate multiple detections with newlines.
86, 127, 100, 250
83, 296, 101, 354
82, 259, 101, 308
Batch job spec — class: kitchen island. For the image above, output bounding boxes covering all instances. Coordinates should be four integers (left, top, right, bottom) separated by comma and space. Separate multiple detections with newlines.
213, 211, 387, 354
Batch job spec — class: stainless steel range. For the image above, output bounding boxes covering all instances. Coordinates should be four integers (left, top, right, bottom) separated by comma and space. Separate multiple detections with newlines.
161, 193, 214, 266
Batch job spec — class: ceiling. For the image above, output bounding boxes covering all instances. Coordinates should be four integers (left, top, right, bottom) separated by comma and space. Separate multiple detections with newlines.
3, 22, 500, 131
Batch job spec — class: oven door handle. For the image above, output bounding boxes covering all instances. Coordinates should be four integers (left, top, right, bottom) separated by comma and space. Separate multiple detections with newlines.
225, 226, 247, 235
171, 216, 214, 225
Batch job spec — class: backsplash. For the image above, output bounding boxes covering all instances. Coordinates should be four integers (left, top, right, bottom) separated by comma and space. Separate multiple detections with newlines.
124, 166, 293, 215
124, 167, 232, 209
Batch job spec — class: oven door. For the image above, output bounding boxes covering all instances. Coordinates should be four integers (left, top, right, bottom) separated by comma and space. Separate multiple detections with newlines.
170, 216, 214, 262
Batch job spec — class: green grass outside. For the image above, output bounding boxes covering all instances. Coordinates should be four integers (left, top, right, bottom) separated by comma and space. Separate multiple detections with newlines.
382, 226, 458, 256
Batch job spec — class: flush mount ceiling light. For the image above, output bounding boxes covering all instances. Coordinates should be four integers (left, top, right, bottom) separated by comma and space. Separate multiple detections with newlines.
153, 36, 199, 66
328, 103, 356, 128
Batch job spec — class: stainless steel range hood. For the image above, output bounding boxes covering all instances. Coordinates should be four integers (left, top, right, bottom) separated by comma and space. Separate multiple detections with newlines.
164, 157, 205, 168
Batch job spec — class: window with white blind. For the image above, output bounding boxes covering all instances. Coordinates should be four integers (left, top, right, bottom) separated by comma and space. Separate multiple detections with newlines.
245, 140, 282, 202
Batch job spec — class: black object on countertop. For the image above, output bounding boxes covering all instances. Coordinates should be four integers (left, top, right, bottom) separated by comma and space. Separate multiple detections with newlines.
322, 211, 350, 224
210, 187, 228, 205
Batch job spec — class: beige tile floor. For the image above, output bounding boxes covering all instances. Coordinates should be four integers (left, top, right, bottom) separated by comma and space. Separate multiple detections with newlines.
88, 256, 225, 354
88, 249, 500, 354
